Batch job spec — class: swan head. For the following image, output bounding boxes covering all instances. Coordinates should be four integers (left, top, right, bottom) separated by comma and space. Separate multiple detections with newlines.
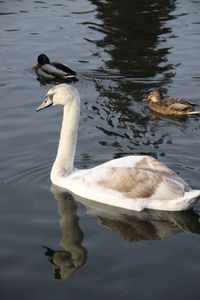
36, 84, 80, 112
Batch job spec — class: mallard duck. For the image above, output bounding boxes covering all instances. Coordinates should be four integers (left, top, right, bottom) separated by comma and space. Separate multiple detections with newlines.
143, 90, 200, 116
35, 53, 77, 81
35, 84, 200, 211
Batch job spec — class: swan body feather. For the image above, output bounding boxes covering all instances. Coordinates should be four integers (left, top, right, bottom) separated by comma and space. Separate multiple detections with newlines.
36, 84, 200, 212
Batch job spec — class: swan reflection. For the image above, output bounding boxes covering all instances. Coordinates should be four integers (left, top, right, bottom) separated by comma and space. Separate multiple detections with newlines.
46, 186, 200, 280
76, 195, 200, 242
43, 185, 87, 280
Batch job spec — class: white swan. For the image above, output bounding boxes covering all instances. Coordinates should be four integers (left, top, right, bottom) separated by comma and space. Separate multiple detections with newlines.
36, 84, 200, 211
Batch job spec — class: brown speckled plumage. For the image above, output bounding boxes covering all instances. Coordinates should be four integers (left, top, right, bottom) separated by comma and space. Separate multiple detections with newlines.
143, 90, 200, 116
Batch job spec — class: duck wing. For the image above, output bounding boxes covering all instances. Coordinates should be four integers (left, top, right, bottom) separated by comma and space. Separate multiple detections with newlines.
40, 63, 76, 78
51, 62, 76, 75
165, 97, 196, 111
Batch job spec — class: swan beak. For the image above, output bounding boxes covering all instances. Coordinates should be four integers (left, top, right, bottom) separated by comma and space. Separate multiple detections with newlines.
36, 100, 52, 112
142, 98, 149, 101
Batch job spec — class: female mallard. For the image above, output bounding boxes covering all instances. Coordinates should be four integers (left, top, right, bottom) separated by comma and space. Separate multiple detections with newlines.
143, 90, 200, 116
35, 53, 77, 81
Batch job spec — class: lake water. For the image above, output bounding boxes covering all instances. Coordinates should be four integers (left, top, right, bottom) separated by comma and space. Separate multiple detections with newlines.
1, 0, 200, 299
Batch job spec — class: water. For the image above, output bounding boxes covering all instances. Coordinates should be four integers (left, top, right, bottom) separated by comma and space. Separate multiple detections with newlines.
1, 0, 200, 299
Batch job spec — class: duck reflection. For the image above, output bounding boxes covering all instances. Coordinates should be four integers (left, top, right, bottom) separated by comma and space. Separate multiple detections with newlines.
36, 76, 78, 86
43, 185, 87, 280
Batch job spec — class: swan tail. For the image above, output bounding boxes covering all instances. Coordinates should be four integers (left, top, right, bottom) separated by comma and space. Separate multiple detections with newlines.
176, 190, 200, 211
145, 190, 200, 211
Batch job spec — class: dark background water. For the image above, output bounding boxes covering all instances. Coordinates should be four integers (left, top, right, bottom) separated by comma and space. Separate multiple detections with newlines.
1, 0, 200, 299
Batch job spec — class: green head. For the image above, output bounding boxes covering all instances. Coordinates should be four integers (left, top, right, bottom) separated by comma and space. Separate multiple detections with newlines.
36, 53, 50, 67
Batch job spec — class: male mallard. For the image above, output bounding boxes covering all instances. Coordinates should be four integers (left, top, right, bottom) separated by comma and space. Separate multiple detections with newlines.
143, 90, 200, 116
35, 53, 77, 81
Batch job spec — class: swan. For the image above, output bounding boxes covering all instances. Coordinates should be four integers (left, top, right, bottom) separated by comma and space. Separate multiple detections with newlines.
36, 84, 200, 211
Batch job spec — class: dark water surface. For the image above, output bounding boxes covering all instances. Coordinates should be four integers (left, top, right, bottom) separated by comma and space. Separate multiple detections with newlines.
1, 0, 200, 299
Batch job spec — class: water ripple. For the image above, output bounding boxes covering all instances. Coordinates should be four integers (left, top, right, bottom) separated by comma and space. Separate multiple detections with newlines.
5, 162, 51, 185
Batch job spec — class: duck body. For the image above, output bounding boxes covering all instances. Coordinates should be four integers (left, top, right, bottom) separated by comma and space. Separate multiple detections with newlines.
35, 54, 77, 81
143, 90, 200, 116
36, 84, 200, 212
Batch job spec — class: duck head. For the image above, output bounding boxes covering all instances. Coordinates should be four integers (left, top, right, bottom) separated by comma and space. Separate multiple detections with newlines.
35, 53, 50, 68
143, 90, 164, 103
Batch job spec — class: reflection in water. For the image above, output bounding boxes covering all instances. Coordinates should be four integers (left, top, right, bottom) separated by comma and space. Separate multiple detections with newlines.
36, 75, 79, 86
89, 0, 177, 80
78, 197, 200, 242
84, 0, 183, 158
47, 185, 200, 280
43, 185, 87, 280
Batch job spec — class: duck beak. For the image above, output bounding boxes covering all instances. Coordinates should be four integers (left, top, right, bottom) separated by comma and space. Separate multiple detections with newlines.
36, 100, 52, 112
34, 63, 40, 68
142, 98, 149, 101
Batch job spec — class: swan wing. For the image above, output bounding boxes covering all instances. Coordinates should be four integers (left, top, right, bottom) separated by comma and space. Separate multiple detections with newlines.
92, 156, 190, 192
51, 62, 76, 75
86, 165, 185, 200
132, 156, 191, 191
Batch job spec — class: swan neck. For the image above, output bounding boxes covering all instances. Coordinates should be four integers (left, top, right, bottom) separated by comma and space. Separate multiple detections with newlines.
51, 98, 80, 182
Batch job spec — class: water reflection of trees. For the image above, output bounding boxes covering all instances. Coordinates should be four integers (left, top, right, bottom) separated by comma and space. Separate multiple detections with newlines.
44, 186, 200, 280
89, 0, 177, 81
83, 0, 181, 158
